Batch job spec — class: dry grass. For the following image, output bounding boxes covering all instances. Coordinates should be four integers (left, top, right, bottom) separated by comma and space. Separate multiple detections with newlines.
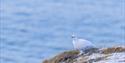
101, 46, 125, 54
43, 50, 79, 63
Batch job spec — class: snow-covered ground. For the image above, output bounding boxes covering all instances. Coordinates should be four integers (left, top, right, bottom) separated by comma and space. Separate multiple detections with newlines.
76, 47, 125, 63
76, 52, 125, 63
92, 52, 125, 63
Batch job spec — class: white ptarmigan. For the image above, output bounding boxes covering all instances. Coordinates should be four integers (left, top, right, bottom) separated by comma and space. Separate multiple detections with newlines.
72, 34, 96, 54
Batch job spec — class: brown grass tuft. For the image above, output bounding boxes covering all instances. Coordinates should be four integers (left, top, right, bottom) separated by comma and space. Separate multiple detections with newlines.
102, 47, 125, 54
43, 50, 79, 63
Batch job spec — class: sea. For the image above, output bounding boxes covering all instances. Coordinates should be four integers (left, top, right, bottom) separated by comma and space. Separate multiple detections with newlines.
0, 0, 125, 63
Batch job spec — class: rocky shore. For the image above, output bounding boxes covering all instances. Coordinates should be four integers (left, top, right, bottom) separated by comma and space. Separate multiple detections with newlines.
43, 46, 125, 63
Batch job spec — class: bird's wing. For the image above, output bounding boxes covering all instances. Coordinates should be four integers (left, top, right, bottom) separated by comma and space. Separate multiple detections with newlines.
78, 39, 95, 48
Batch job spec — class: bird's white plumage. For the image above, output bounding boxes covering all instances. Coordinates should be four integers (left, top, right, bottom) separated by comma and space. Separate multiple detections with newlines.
72, 34, 95, 51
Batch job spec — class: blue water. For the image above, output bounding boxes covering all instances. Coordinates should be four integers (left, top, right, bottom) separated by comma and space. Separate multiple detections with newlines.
0, 0, 125, 63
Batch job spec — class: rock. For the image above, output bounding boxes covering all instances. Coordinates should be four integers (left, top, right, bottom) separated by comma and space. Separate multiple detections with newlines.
43, 46, 125, 63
